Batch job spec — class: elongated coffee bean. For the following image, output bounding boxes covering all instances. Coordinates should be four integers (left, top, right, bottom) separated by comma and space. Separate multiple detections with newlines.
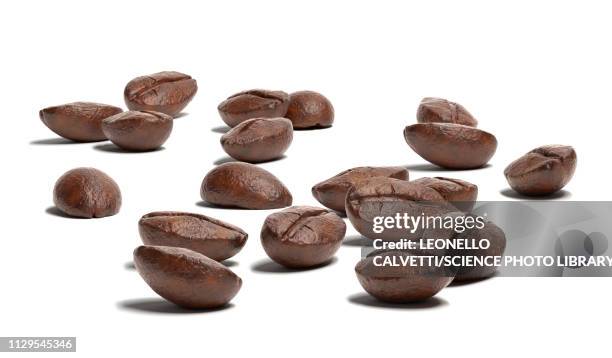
285, 91, 334, 129
124, 71, 197, 117
217, 89, 290, 127
134, 245, 241, 309
417, 97, 477, 127
102, 110, 173, 151
404, 123, 497, 169
138, 212, 248, 261
312, 166, 409, 213
220, 117, 293, 163
201, 162, 292, 209
39, 102, 122, 142
504, 145, 577, 196
261, 206, 346, 268
411, 177, 478, 212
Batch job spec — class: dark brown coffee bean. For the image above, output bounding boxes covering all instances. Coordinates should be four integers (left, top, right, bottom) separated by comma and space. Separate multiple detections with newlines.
417, 97, 477, 127
261, 206, 346, 268
452, 219, 506, 282
404, 123, 497, 169
124, 71, 197, 117
355, 249, 454, 303
138, 212, 248, 262
217, 89, 290, 128
220, 117, 293, 163
39, 102, 123, 142
411, 177, 478, 212
53, 167, 121, 218
504, 145, 577, 196
201, 162, 292, 209
285, 91, 334, 129
312, 166, 409, 213
134, 245, 241, 309
345, 177, 452, 241
101, 110, 173, 151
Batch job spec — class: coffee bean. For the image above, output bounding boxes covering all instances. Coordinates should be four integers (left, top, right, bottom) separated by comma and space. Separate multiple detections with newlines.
312, 166, 409, 213
345, 177, 452, 241
138, 212, 248, 262
355, 249, 454, 302
53, 167, 121, 218
261, 206, 346, 268
417, 97, 477, 127
404, 123, 497, 169
201, 162, 292, 209
39, 102, 123, 142
101, 110, 173, 151
452, 219, 506, 282
134, 245, 241, 309
504, 145, 577, 196
285, 91, 334, 129
217, 89, 290, 128
124, 71, 197, 117
220, 117, 293, 163
411, 177, 478, 212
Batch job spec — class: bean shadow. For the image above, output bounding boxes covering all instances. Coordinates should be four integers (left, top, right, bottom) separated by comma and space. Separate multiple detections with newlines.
195, 201, 249, 210
223, 260, 238, 267
347, 293, 448, 309
213, 155, 287, 166
117, 298, 234, 314
251, 257, 337, 274
211, 125, 231, 134
342, 235, 371, 247
404, 163, 492, 172
124, 261, 136, 270
93, 144, 166, 153
45, 206, 84, 219
30, 138, 91, 145
447, 276, 493, 287
174, 112, 189, 119
499, 188, 571, 200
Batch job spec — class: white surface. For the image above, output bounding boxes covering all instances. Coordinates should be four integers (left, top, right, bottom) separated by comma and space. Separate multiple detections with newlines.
1, 0, 611, 356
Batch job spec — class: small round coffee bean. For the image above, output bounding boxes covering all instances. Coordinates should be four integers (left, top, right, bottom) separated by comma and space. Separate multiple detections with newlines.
285, 90, 334, 129
220, 117, 293, 163
452, 219, 506, 282
101, 110, 173, 151
504, 145, 577, 196
123, 71, 197, 117
217, 89, 290, 128
403, 123, 497, 169
411, 177, 478, 212
39, 102, 123, 142
138, 212, 248, 262
261, 206, 346, 268
312, 166, 409, 213
53, 167, 121, 218
417, 97, 477, 127
134, 245, 241, 309
200, 162, 292, 209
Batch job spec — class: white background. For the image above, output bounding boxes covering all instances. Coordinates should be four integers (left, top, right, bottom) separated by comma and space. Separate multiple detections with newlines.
1, 0, 610, 356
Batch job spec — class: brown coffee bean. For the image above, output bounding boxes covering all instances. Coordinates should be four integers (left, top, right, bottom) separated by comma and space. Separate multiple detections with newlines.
417, 97, 477, 127
201, 162, 292, 209
452, 219, 506, 282
53, 167, 121, 218
101, 110, 173, 151
261, 206, 346, 268
411, 177, 478, 212
504, 145, 577, 196
355, 249, 454, 303
220, 117, 293, 163
124, 71, 197, 117
138, 212, 248, 262
217, 89, 290, 128
134, 245, 241, 309
285, 91, 334, 129
404, 123, 497, 169
312, 166, 409, 213
39, 102, 122, 142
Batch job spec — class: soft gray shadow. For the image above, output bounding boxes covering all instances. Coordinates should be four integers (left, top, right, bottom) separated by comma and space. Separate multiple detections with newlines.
448, 275, 493, 287
499, 188, 571, 200
174, 112, 189, 119
404, 163, 492, 172
343, 235, 371, 247
117, 298, 233, 314
93, 143, 166, 153
124, 262, 135, 270
223, 260, 238, 267
30, 138, 91, 145
195, 200, 246, 210
211, 125, 231, 134
293, 126, 333, 131
347, 293, 448, 309
213, 155, 287, 165
251, 257, 337, 273
45, 206, 83, 219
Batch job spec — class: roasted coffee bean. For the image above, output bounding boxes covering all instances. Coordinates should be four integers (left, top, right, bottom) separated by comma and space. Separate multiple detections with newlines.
411, 177, 478, 212
220, 117, 293, 163
285, 91, 334, 129
53, 167, 121, 218
261, 206, 346, 268
201, 162, 292, 209
345, 177, 452, 241
138, 212, 248, 262
124, 71, 197, 117
217, 89, 290, 128
404, 123, 497, 169
39, 102, 122, 142
312, 166, 409, 213
101, 110, 173, 151
417, 97, 477, 127
134, 245, 241, 309
452, 219, 506, 282
504, 145, 577, 196
355, 249, 454, 303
